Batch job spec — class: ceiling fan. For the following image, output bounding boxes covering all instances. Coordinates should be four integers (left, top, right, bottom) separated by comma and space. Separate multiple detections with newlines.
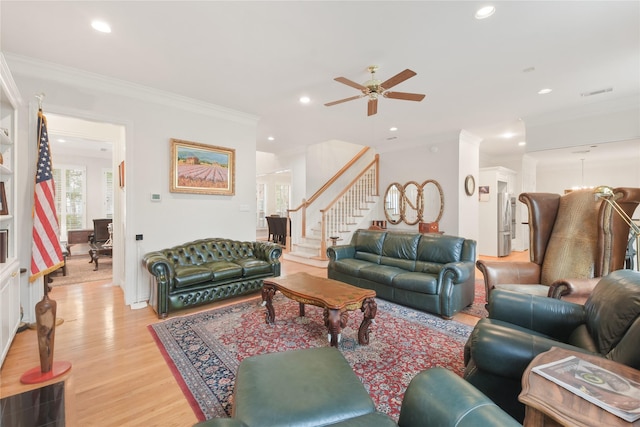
325, 66, 426, 116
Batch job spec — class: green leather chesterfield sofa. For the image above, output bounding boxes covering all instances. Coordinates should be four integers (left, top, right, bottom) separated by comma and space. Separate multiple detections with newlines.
143, 238, 281, 318
464, 269, 640, 422
194, 347, 520, 427
327, 229, 476, 319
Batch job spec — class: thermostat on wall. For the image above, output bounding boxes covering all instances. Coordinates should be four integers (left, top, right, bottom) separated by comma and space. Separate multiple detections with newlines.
151, 193, 161, 202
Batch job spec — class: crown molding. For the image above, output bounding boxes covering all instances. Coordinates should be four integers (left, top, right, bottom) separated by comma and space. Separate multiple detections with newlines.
0, 53, 24, 106
4, 53, 259, 126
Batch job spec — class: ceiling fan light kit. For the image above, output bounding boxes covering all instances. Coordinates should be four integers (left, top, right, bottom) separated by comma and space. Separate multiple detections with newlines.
325, 65, 426, 116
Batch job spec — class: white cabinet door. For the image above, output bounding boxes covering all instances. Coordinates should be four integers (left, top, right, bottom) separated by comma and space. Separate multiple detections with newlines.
0, 258, 20, 367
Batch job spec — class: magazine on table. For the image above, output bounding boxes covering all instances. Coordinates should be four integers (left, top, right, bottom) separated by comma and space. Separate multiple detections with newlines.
532, 355, 640, 422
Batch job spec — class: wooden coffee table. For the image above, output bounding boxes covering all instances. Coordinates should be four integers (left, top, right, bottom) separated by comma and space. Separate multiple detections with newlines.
261, 272, 377, 347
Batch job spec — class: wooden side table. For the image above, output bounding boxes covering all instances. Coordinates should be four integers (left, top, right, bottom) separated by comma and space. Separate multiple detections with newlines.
519, 347, 640, 426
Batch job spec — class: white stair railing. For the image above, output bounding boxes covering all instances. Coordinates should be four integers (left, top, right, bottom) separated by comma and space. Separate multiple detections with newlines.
287, 150, 379, 260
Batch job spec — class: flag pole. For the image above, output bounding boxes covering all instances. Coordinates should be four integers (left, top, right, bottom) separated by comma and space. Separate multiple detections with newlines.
21, 97, 71, 384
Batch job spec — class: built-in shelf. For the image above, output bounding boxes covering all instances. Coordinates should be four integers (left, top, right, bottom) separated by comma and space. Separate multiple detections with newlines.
0, 132, 11, 146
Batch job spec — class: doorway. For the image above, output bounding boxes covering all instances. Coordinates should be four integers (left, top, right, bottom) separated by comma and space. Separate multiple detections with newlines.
45, 112, 123, 286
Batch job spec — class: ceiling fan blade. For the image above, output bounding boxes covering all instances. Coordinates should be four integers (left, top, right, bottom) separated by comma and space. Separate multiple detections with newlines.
380, 69, 417, 90
334, 77, 367, 91
384, 91, 426, 102
368, 98, 378, 116
324, 94, 364, 107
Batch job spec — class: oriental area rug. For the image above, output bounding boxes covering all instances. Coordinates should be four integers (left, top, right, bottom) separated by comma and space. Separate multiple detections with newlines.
149, 294, 474, 422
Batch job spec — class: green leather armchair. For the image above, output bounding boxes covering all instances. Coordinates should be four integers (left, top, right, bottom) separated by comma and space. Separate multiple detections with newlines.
463, 269, 640, 422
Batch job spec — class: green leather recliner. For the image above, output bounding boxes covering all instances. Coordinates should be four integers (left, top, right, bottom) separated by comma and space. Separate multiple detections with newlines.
463, 269, 640, 422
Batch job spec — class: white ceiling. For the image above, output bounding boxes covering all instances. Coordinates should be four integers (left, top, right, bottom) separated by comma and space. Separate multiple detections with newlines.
1, 1, 638, 159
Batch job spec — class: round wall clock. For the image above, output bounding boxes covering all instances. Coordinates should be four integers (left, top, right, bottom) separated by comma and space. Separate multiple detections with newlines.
465, 175, 475, 196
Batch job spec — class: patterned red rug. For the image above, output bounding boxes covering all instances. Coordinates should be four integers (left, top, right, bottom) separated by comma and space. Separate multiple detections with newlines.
149, 295, 474, 422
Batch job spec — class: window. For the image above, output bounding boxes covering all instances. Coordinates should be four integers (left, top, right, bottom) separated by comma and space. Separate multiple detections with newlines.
256, 183, 266, 228
103, 168, 114, 218
274, 184, 290, 216
53, 165, 87, 239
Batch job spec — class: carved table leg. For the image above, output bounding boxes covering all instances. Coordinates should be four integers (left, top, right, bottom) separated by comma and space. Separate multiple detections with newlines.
358, 297, 377, 345
261, 283, 277, 324
324, 308, 349, 347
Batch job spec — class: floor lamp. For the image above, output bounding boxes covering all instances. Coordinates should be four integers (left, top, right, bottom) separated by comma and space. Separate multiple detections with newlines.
594, 186, 640, 271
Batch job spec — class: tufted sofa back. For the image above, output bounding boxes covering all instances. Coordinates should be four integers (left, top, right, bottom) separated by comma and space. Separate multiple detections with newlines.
160, 238, 257, 267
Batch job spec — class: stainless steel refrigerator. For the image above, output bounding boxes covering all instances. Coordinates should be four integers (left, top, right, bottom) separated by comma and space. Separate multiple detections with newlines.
497, 192, 512, 256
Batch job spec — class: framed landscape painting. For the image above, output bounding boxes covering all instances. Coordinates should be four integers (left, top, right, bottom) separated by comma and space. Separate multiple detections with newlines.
170, 139, 235, 195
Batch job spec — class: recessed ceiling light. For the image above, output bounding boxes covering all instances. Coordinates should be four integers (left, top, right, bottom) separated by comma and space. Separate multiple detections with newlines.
57, 138, 66, 143
91, 20, 112, 33
299, 96, 310, 104
389, 127, 398, 132
538, 88, 553, 95
475, 6, 495, 20
518, 141, 526, 146
502, 132, 516, 139
267, 136, 275, 141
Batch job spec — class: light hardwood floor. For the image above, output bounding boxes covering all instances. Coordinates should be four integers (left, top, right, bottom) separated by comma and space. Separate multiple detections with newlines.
0, 251, 528, 426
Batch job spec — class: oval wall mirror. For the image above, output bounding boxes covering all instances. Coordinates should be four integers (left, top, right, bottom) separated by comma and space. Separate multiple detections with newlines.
421, 180, 444, 223
383, 183, 403, 225
402, 181, 422, 225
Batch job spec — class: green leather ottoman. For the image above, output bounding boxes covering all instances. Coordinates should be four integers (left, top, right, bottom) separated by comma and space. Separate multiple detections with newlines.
195, 347, 396, 427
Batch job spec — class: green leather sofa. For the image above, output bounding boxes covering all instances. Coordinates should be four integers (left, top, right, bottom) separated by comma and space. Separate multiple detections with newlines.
194, 347, 520, 427
327, 229, 476, 319
463, 269, 640, 422
143, 238, 281, 318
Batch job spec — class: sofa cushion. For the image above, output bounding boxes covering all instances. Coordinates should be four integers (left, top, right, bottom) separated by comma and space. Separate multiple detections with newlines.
174, 265, 213, 288
417, 234, 464, 264
382, 233, 420, 260
359, 264, 405, 285
233, 258, 273, 276
353, 230, 386, 255
355, 251, 382, 264
380, 256, 415, 271
414, 261, 444, 275
207, 261, 243, 281
392, 272, 438, 294
332, 259, 373, 277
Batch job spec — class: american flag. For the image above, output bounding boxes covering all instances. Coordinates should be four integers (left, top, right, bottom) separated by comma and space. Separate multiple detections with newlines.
30, 110, 64, 282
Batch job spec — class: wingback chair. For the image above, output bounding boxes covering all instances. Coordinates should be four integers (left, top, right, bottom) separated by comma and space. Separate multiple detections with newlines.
476, 187, 640, 303
463, 269, 640, 422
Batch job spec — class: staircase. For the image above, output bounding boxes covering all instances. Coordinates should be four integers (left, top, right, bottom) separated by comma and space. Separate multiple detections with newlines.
284, 150, 380, 267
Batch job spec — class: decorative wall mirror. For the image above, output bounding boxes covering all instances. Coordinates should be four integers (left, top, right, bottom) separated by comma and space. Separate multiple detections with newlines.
421, 179, 444, 223
384, 183, 403, 225
402, 181, 422, 225
383, 179, 444, 226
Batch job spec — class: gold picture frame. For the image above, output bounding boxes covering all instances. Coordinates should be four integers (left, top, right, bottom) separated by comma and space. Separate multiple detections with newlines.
170, 138, 235, 195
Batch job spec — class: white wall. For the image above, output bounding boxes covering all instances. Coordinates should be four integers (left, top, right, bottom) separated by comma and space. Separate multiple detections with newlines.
378, 132, 461, 235
305, 139, 364, 195
458, 130, 481, 244
8, 55, 259, 317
